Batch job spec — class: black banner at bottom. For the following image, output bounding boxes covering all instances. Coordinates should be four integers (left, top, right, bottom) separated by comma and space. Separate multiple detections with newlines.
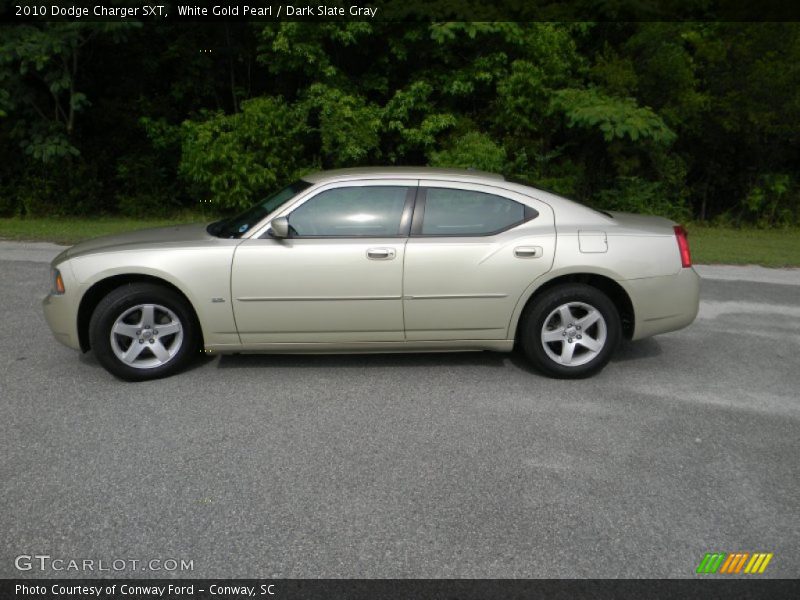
3, 579, 800, 600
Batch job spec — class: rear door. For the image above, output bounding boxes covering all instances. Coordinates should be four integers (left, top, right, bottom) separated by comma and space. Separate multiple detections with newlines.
403, 180, 555, 340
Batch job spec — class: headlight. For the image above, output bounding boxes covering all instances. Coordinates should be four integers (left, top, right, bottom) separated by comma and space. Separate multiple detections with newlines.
51, 267, 65, 295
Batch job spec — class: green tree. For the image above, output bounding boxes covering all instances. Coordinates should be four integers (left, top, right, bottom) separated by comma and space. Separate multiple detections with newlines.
179, 97, 309, 211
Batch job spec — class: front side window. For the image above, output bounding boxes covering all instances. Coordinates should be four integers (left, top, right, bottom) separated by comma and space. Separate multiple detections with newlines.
419, 188, 532, 236
289, 186, 410, 237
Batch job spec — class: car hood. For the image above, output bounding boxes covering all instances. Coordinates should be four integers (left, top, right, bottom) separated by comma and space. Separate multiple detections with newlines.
63, 223, 214, 260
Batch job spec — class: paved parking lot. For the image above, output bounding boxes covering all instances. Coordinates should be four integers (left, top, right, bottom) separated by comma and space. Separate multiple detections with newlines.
1, 246, 798, 578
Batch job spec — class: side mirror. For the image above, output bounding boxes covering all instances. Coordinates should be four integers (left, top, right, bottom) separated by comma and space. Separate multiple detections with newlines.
269, 216, 290, 238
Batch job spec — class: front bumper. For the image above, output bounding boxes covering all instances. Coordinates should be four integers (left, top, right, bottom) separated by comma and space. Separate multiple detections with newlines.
42, 292, 81, 351
626, 267, 701, 340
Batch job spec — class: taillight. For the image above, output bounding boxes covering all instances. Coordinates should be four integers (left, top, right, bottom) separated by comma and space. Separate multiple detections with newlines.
674, 225, 692, 268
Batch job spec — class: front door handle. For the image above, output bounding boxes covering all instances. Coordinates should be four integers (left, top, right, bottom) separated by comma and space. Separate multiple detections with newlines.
367, 247, 396, 260
514, 246, 543, 258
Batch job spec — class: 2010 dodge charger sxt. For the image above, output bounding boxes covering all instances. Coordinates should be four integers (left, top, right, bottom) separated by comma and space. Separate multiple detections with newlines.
43, 167, 700, 380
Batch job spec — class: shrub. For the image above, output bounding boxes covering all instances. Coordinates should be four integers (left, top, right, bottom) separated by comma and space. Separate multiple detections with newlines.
595, 176, 690, 222
428, 131, 507, 173
179, 97, 309, 211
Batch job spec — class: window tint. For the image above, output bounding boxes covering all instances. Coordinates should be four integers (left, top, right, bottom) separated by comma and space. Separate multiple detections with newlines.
421, 188, 528, 236
289, 186, 409, 237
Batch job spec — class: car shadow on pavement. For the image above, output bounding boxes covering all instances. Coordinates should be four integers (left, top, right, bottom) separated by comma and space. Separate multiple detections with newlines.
77, 352, 100, 368
77, 348, 217, 376
504, 339, 663, 374
75, 340, 662, 377
611, 338, 663, 363
215, 351, 510, 370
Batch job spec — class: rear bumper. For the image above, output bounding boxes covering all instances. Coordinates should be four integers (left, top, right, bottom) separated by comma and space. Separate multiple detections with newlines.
625, 267, 700, 340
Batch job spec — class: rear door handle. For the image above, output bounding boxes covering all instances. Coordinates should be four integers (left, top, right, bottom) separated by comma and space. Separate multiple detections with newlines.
514, 246, 543, 258
367, 247, 396, 260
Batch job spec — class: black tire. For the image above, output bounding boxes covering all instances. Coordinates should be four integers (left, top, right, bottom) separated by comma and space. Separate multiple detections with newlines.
89, 282, 200, 381
519, 283, 621, 379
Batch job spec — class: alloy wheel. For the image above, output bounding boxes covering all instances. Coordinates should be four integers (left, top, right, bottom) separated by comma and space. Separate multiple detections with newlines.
540, 301, 608, 367
109, 303, 184, 369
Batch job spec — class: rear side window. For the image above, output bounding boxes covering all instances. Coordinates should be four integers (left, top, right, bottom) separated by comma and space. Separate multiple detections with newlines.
289, 186, 410, 237
418, 188, 534, 236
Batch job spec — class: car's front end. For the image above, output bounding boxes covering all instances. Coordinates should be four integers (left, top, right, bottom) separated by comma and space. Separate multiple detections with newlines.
41, 223, 225, 353
42, 255, 83, 350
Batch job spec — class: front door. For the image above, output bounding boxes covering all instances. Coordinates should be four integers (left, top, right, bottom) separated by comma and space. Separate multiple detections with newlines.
231, 182, 415, 345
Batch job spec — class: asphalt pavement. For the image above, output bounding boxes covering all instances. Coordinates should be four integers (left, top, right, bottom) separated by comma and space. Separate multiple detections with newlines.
1, 243, 798, 578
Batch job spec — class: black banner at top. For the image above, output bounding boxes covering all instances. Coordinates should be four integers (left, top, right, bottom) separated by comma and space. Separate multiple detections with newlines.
3, 0, 800, 23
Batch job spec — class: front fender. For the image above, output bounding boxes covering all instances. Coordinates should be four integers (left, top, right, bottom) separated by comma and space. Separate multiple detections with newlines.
70, 247, 240, 347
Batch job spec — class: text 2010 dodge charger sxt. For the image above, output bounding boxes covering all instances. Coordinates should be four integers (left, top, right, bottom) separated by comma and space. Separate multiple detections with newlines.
43, 168, 699, 380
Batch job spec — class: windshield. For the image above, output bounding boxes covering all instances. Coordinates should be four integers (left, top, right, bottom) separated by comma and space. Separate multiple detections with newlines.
207, 180, 313, 238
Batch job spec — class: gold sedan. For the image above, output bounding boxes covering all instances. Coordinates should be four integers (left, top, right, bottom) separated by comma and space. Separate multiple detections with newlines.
43, 168, 699, 380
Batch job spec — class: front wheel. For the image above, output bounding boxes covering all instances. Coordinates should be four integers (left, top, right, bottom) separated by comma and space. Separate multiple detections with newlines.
89, 283, 200, 381
519, 283, 621, 379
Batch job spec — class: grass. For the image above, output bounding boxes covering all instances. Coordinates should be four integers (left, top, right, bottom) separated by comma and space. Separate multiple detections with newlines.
0, 216, 798, 267
687, 225, 800, 268
0, 215, 209, 245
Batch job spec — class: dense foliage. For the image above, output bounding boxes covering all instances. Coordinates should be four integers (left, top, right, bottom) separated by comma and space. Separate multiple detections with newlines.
1, 21, 799, 225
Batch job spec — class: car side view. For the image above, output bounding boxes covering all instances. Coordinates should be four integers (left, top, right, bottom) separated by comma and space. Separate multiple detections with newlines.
43, 167, 700, 381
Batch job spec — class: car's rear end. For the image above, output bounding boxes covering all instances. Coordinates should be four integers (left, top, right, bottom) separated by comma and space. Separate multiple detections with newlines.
607, 213, 700, 340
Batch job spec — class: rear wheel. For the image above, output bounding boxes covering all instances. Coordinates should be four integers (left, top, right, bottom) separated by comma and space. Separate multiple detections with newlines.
89, 283, 200, 381
520, 283, 620, 378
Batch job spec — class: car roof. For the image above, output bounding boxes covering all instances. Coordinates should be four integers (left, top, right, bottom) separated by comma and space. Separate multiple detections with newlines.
301, 167, 506, 184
